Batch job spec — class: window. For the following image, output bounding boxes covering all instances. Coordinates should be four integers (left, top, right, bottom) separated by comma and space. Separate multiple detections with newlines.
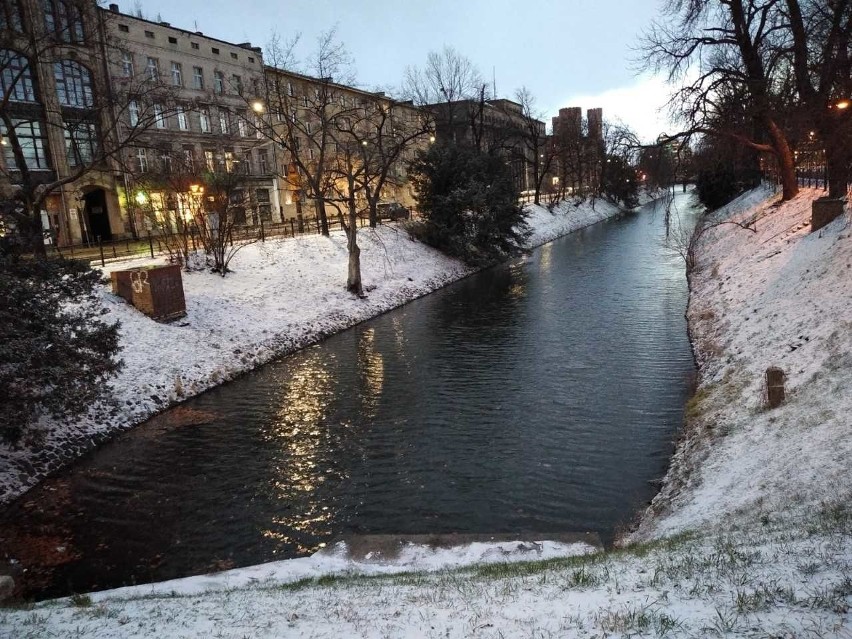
248, 57, 254, 64
54, 60, 93, 107
198, 108, 211, 133
218, 109, 229, 134
242, 149, 252, 174
146, 57, 159, 81
121, 51, 134, 77
153, 104, 166, 129
255, 116, 263, 139
1, 2, 24, 32
170, 62, 182, 86
176, 106, 188, 131
214, 70, 224, 94
168, 36, 177, 44
43, 1, 85, 44
0, 50, 36, 103
256, 188, 271, 221
159, 148, 172, 173
204, 150, 214, 172
224, 150, 234, 172
231, 74, 242, 95
118, 24, 128, 32
211, 47, 220, 55
287, 82, 295, 97
192, 66, 203, 89
191, 42, 199, 50
135, 147, 148, 172
256, 148, 269, 174
236, 112, 247, 137
1, 119, 49, 170
64, 121, 98, 166
230, 52, 238, 60
128, 100, 139, 126
182, 146, 194, 172
145, 30, 154, 38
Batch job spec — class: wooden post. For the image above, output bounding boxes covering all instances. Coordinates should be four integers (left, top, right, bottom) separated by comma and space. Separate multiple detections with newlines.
148, 231, 154, 258
766, 367, 785, 408
260, 218, 265, 242
98, 235, 105, 267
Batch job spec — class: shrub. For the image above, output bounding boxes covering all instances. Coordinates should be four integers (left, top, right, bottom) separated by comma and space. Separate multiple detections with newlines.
0, 244, 122, 444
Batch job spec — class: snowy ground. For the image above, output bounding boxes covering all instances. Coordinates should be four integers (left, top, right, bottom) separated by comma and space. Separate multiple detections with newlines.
631, 186, 852, 541
0, 197, 624, 506
5, 187, 849, 638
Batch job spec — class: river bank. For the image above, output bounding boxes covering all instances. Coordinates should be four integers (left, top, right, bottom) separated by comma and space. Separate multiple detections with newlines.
3, 186, 849, 638
0, 198, 626, 507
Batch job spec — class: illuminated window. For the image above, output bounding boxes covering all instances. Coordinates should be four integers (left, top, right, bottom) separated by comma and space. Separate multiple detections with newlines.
1, 119, 50, 170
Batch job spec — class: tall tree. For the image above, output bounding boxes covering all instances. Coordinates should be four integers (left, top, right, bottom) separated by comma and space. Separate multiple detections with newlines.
642, 0, 800, 200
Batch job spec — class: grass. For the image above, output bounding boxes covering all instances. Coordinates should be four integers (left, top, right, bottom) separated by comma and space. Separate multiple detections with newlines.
2, 504, 850, 638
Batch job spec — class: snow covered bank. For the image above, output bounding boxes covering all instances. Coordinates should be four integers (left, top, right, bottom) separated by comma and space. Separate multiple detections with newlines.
0, 197, 624, 505
2, 500, 849, 637
632, 186, 852, 540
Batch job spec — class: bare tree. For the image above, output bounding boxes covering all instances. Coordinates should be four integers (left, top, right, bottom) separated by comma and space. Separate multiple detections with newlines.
641, 0, 800, 200
512, 87, 556, 204
263, 29, 354, 236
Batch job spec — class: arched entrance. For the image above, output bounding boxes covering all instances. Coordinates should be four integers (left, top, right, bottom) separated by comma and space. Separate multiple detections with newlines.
83, 188, 112, 242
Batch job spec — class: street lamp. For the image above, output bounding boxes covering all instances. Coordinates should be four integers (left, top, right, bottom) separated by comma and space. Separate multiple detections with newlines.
252, 100, 265, 113
135, 191, 148, 205
835, 99, 850, 111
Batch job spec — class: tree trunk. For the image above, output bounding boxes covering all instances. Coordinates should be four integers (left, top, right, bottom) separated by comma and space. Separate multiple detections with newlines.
27, 203, 47, 258
368, 198, 377, 228
314, 196, 329, 236
346, 196, 363, 297
766, 118, 798, 201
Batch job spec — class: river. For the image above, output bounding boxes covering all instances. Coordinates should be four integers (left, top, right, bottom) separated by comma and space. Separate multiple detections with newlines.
2, 191, 699, 599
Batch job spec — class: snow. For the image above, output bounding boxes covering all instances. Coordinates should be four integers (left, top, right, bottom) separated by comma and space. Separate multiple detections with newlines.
2, 186, 852, 637
0, 197, 624, 505
631, 186, 852, 541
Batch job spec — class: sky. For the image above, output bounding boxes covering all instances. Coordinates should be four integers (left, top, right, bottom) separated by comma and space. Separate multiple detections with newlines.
126, 0, 673, 143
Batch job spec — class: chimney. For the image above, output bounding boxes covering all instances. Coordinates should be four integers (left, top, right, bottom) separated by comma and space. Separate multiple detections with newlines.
109, 3, 119, 12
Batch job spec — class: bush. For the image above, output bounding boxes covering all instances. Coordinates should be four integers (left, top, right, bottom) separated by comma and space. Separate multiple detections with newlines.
0, 245, 122, 444
408, 144, 530, 266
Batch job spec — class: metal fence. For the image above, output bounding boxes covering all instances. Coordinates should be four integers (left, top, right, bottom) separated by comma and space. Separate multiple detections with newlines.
43, 211, 390, 267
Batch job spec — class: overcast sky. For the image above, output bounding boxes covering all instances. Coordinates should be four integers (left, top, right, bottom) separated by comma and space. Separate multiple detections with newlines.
126, 0, 672, 142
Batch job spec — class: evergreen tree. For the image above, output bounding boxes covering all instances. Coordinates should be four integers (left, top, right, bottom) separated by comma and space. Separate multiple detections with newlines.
0, 241, 122, 444
408, 144, 530, 266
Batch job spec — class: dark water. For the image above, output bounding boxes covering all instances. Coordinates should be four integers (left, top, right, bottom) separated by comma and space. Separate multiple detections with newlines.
3, 192, 698, 599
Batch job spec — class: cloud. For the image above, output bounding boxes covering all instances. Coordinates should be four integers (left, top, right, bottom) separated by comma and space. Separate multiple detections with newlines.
554, 75, 675, 144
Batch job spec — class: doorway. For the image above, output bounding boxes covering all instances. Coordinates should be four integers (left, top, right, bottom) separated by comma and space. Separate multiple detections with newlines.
84, 189, 112, 242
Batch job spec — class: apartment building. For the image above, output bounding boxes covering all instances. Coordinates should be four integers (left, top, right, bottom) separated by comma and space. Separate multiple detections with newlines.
0, 0, 124, 246
263, 66, 429, 221
423, 98, 546, 192
101, 3, 281, 234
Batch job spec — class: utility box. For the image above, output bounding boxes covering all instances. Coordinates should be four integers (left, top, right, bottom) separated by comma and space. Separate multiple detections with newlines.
111, 264, 186, 322
811, 197, 846, 232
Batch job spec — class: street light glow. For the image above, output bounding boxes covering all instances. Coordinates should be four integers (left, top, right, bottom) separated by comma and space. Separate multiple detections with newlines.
836, 99, 850, 110
135, 192, 147, 205
252, 101, 265, 113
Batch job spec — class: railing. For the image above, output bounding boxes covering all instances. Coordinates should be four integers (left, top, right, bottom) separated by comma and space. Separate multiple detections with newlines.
43, 211, 401, 267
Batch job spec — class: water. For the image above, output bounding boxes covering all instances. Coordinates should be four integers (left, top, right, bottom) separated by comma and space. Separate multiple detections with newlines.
2, 192, 699, 599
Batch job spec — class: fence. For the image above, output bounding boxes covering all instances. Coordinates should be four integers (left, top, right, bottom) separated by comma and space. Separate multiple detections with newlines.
43, 210, 390, 267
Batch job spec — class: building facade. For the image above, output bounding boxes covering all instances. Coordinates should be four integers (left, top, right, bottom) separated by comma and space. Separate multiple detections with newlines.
549, 106, 604, 196
100, 3, 280, 236
263, 66, 429, 222
0, 0, 124, 246
423, 98, 545, 193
